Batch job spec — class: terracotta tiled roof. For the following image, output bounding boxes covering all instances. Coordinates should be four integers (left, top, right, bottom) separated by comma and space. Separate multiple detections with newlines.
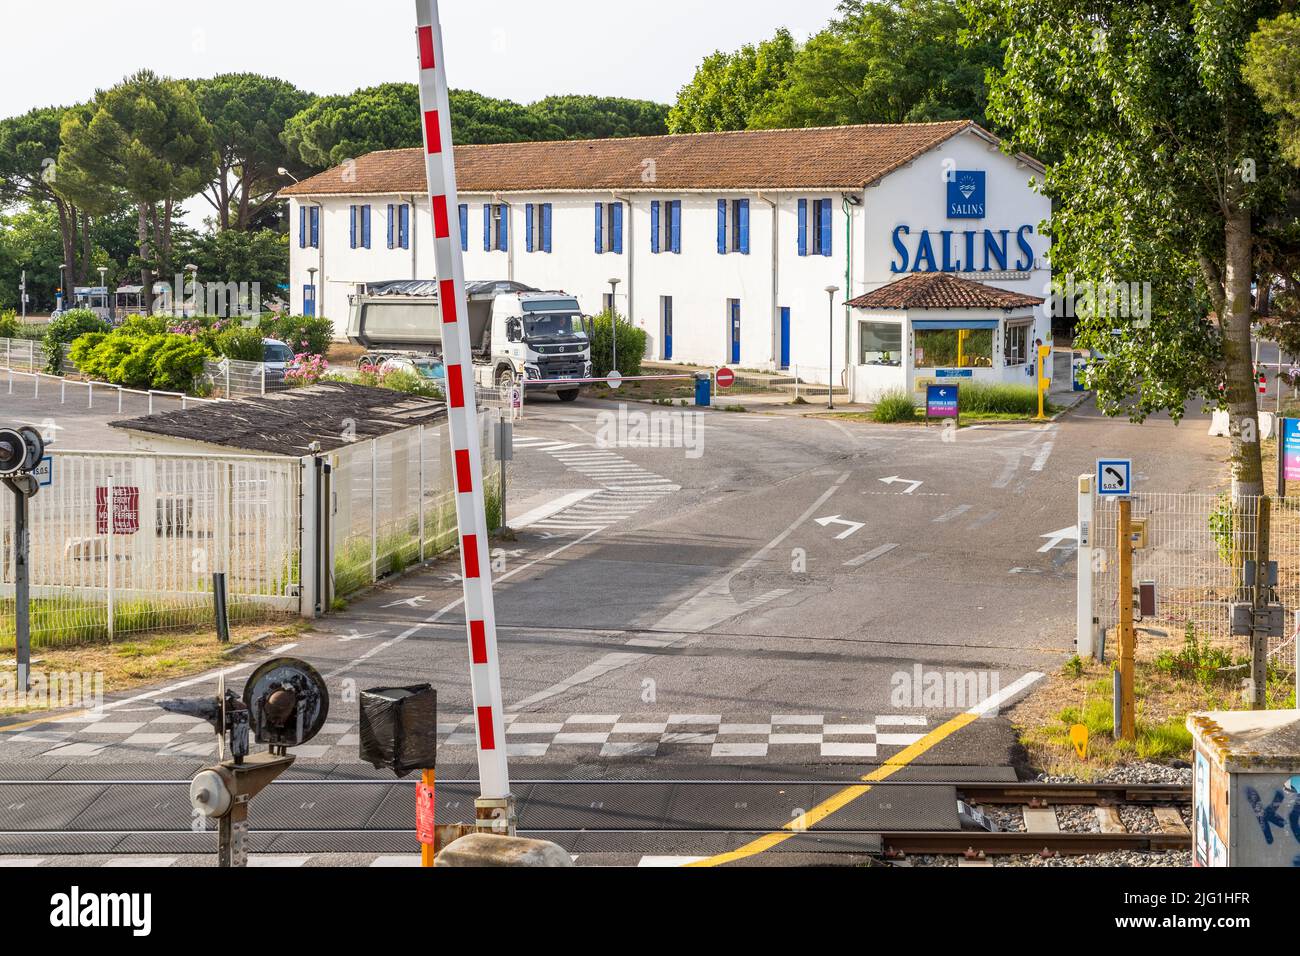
279, 121, 1038, 196
846, 272, 1044, 310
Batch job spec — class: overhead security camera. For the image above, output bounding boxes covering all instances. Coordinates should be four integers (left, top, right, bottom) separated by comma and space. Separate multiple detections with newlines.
0, 426, 42, 477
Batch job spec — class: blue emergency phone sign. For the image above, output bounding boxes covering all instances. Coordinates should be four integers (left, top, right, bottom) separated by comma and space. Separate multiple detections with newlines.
1097, 458, 1132, 496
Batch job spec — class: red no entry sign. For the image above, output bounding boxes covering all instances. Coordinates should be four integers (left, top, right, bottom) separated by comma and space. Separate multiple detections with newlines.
716, 367, 735, 388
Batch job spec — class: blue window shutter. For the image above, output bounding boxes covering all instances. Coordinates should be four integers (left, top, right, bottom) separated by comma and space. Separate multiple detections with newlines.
525, 203, 534, 253
611, 202, 623, 254
594, 202, 604, 254
820, 198, 833, 256
363, 205, 372, 248
299, 206, 306, 248
542, 204, 552, 252
349, 205, 357, 249
717, 199, 727, 254
401, 204, 410, 248
499, 205, 508, 252
386, 204, 394, 249
670, 201, 681, 253
798, 199, 808, 256
738, 199, 750, 254
650, 201, 660, 254
310, 207, 318, 247
483, 204, 491, 251
459, 204, 468, 251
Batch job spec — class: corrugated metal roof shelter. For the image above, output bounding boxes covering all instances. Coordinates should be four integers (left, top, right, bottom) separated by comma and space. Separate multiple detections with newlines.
109, 382, 446, 456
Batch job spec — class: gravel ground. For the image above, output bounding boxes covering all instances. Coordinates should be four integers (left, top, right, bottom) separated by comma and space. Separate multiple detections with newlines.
898, 762, 1192, 868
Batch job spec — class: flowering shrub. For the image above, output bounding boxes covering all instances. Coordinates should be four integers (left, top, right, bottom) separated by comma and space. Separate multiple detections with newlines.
347, 362, 442, 398
284, 352, 329, 387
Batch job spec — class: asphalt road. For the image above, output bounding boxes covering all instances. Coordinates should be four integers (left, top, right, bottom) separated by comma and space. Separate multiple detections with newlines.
0, 387, 1224, 866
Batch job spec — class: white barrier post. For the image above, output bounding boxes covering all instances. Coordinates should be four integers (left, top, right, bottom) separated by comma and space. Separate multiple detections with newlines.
1077, 473, 1095, 658
413, 0, 513, 828
106, 475, 116, 640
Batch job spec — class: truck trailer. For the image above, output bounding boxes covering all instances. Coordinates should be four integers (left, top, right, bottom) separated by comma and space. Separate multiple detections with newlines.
346, 279, 591, 401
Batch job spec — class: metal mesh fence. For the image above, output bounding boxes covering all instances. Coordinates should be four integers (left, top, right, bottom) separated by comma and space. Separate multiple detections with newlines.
330, 410, 501, 599
1092, 493, 1298, 665
0, 451, 301, 649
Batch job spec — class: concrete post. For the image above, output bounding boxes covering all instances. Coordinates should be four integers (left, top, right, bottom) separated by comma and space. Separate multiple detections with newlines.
1076, 473, 1095, 659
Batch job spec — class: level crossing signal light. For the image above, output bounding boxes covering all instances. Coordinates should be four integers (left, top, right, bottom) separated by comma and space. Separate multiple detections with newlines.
0, 426, 44, 478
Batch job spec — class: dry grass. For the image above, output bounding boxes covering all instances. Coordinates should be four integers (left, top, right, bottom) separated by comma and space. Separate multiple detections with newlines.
0, 620, 310, 716
1012, 627, 1295, 779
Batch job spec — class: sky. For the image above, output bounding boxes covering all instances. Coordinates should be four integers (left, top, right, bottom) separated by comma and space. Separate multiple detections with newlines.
0, 0, 844, 118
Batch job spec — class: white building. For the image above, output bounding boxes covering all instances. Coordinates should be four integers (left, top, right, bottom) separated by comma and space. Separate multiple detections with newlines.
281, 120, 1050, 401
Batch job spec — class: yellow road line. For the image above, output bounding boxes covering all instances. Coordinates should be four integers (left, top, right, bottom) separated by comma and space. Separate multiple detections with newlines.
686, 711, 984, 867
0, 708, 92, 733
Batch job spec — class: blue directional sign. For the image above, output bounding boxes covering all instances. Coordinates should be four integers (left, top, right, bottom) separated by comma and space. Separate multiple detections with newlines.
1096, 458, 1132, 496
926, 384, 959, 419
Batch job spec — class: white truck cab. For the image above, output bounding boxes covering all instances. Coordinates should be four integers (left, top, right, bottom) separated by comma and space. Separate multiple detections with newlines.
347, 279, 591, 401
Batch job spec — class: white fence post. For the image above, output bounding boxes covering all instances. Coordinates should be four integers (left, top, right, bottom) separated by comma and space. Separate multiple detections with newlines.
370, 438, 379, 583
106, 474, 115, 640
418, 424, 426, 563
1077, 472, 1095, 659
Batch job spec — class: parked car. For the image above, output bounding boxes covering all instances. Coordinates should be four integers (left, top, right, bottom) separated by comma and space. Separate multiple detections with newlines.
262, 338, 295, 385
376, 354, 446, 382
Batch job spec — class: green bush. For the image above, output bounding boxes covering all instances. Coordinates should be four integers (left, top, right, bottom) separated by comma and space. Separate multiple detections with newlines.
0, 310, 20, 338
67, 328, 212, 393
150, 337, 210, 392
43, 309, 108, 373
589, 310, 647, 377
872, 390, 917, 422
955, 382, 1043, 415
259, 314, 334, 355
118, 313, 169, 337
214, 326, 265, 361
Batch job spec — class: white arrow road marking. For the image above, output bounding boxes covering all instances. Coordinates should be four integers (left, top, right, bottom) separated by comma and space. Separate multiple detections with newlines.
878, 475, 923, 494
814, 514, 865, 539
1009, 567, 1044, 575
1037, 525, 1079, 553
338, 629, 386, 642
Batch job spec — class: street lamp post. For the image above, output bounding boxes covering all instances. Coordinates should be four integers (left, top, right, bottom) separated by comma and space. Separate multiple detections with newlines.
185, 264, 198, 319
97, 266, 107, 322
607, 277, 621, 377
825, 285, 839, 410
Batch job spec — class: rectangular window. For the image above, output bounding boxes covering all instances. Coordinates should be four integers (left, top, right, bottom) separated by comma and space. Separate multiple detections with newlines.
603, 292, 615, 313
800, 198, 833, 256
661, 295, 673, 360
524, 203, 552, 253
651, 200, 679, 254
458, 203, 468, 251
350, 204, 371, 249
595, 201, 622, 255
859, 321, 903, 365
914, 328, 994, 369
483, 203, 508, 251
1004, 322, 1030, 366
387, 203, 410, 250
732, 198, 749, 254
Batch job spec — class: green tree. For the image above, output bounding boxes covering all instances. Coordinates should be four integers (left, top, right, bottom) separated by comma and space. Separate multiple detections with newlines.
530, 95, 670, 139
175, 228, 288, 310
282, 83, 423, 169
1245, 13, 1300, 167
452, 89, 561, 144
0, 205, 66, 312
667, 29, 797, 133
753, 1, 1003, 129
964, 0, 1293, 504
190, 74, 316, 231
59, 70, 218, 299
0, 105, 109, 288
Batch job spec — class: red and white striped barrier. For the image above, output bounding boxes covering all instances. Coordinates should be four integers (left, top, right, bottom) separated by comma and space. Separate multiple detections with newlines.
413, 0, 510, 806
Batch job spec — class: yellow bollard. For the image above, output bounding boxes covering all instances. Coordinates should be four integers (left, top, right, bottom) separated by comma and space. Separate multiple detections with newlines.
1035, 344, 1051, 420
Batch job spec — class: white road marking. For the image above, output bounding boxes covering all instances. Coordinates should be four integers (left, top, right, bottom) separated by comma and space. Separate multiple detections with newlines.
1037, 525, 1078, 553
933, 504, 972, 523
843, 543, 898, 567
510, 489, 601, 528
1030, 439, 1055, 472
814, 514, 865, 539
878, 475, 923, 494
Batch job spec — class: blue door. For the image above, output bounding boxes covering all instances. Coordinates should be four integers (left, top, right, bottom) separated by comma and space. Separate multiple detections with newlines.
303, 284, 316, 317
779, 307, 791, 369
663, 296, 673, 360
729, 299, 741, 364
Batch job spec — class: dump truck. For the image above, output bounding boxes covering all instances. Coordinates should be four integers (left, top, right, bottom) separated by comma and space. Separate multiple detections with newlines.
346, 279, 591, 401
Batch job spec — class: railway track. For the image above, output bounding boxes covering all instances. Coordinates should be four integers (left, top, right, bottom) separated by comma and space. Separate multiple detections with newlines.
0, 776, 1191, 860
